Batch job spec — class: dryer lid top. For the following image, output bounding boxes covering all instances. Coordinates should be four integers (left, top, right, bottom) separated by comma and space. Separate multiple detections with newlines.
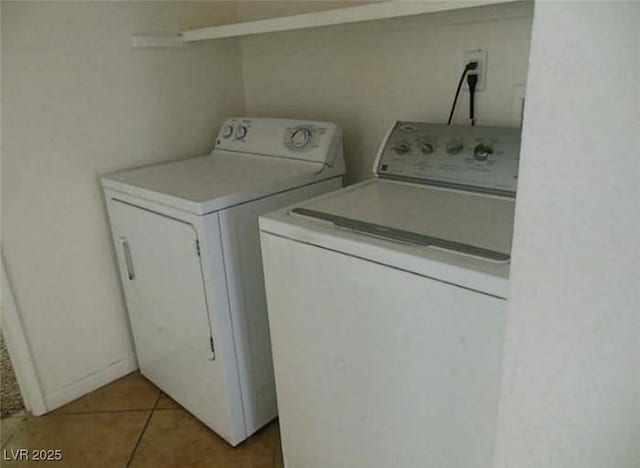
102, 151, 341, 215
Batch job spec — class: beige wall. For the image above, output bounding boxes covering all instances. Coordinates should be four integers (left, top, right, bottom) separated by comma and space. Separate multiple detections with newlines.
240, 1, 533, 182
127, 1, 237, 30
1, 1, 245, 408
494, 2, 640, 467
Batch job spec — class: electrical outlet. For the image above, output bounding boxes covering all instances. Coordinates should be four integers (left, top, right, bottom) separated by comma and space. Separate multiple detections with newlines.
463, 49, 487, 91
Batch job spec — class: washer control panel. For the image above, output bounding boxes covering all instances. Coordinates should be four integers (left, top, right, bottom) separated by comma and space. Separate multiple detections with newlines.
376, 121, 521, 196
215, 117, 341, 165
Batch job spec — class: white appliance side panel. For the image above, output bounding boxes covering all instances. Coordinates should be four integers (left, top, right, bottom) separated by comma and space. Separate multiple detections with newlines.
107, 200, 241, 444
261, 232, 506, 468
218, 177, 343, 436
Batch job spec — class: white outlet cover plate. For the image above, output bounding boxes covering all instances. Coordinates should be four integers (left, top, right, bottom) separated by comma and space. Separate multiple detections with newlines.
463, 49, 487, 91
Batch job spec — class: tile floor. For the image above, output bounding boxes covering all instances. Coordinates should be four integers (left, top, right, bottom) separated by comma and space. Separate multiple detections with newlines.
0, 372, 283, 467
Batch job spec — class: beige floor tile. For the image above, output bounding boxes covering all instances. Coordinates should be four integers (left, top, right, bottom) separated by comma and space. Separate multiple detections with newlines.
2, 411, 150, 467
129, 409, 280, 468
274, 438, 284, 468
54, 371, 160, 414
155, 393, 180, 410
1, 411, 30, 448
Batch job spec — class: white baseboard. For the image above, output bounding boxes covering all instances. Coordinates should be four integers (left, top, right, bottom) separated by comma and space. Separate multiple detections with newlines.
2, 256, 48, 416
43, 358, 138, 411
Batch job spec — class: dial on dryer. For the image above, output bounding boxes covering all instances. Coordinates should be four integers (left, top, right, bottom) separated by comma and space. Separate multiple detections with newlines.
291, 128, 312, 148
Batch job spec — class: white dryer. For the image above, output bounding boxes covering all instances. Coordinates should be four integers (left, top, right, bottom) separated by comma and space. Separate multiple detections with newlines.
259, 122, 520, 467
102, 117, 345, 445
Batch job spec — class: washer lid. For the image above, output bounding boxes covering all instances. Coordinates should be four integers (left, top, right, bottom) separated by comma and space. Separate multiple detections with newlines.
290, 179, 515, 261
260, 179, 512, 298
102, 151, 338, 215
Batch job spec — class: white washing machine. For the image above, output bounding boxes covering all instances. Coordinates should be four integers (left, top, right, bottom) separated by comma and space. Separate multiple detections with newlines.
260, 122, 520, 468
102, 117, 345, 446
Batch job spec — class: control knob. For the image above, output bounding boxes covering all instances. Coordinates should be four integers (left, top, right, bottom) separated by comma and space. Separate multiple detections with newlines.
291, 128, 312, 148
394, 142, 411, 154
222, 125, 234, 138
473, 143, 493, 161
446, 140, 464, 155
235, 125, 248, 140
419, 142, 434, 154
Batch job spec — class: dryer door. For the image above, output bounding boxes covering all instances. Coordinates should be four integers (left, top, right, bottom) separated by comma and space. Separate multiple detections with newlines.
107, 199, 243, 444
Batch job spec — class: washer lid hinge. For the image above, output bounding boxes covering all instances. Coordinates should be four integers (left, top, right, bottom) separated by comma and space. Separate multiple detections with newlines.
195, 239, 201, 257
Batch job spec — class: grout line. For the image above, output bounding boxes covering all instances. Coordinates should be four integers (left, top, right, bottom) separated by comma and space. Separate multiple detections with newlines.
152, 393, 162, 411
1, 413, 31, 450
125, 392, 161, 468
53, 408, 155, 416
1, 433, 15, 450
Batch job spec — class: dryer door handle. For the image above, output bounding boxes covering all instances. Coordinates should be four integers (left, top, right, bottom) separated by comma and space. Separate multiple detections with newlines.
120, 238, 136, 280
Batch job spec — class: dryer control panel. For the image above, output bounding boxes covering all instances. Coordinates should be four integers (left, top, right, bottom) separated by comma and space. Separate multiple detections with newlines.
215, 117, 342, 167
375, 122, 521, 196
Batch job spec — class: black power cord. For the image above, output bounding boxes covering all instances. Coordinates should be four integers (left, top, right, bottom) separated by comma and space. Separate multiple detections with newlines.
467, 73, 478, 126
447, 61, 478, 125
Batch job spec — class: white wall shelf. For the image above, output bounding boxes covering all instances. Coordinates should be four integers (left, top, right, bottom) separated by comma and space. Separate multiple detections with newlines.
181, 0, 516, 42
131, 35, 184, 49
